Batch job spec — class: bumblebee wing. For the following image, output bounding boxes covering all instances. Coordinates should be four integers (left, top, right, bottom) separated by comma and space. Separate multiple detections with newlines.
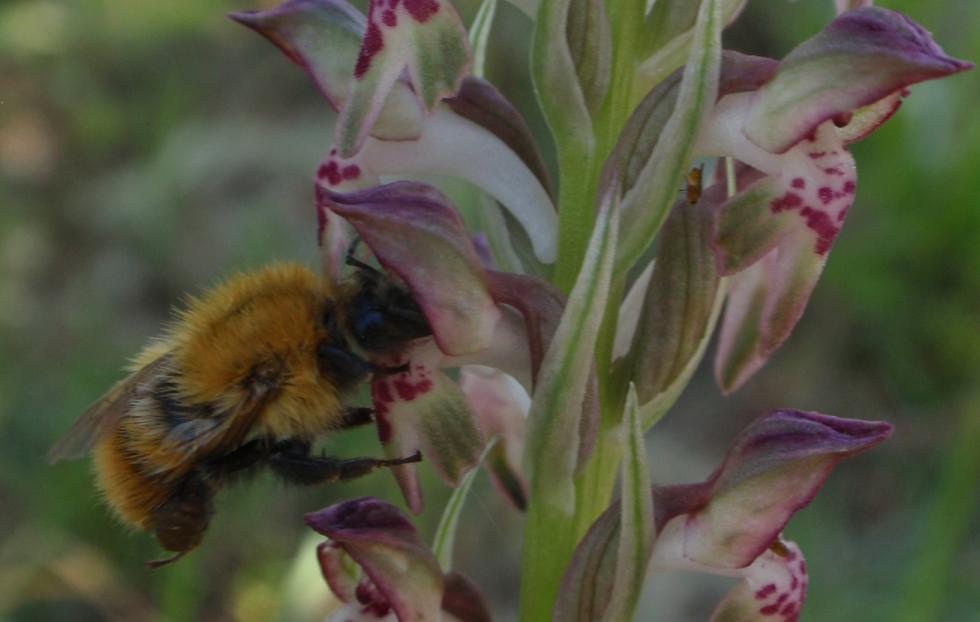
47, 355, 172, 464
157, 373, 281, 468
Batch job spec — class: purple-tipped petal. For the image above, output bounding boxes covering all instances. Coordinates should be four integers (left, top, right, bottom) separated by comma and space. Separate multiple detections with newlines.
320, 181, 501, 356
307, 497, 444, 622
317, 542, 360, 604
563, 410, 891, 621
483, 270, 564, 386
744, 7, 973, 153
665, 410, 893, 568
441, 572, 493, 622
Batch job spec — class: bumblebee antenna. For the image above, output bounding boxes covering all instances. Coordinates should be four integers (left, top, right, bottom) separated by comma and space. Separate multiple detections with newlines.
345, 237, 381, 275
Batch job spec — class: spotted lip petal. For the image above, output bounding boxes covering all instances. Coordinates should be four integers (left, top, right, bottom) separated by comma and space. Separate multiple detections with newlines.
560, 410, 892, 621
336, 0, 471, 155
306, 497, 444, 622
743, 7, 974, 153
320, 181, 501, 357
371, 347, 484, 514
230, 0, 424, 141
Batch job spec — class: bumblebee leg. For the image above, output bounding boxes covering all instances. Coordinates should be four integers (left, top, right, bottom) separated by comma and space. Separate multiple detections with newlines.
269, 449, 422, 485
320, 343, 407, 379
148, 475, 214, 565
339, 407, 375, 428
201, 438, 283, 484
345, 237, 381, 275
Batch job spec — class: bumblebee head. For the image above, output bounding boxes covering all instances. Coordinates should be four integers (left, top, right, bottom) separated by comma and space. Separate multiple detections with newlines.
338, 268, 431, 355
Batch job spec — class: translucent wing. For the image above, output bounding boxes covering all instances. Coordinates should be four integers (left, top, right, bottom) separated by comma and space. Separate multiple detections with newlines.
154, 370, 282, 470
47, 355, 172, 464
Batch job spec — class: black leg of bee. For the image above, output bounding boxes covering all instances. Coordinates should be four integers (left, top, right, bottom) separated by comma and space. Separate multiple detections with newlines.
148, 476, 214, 568
320, 342, 408, 379
268, 449, 423, 486
345, 237, 381, 275
202, 437, 286, 483
339, 406, 375, 428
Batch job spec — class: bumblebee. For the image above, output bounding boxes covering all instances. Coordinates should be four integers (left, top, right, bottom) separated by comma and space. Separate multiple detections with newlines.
48, 252, 429, 566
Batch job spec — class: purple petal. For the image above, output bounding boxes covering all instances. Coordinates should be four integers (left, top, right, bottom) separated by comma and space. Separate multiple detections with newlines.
483, 270, 564, 385
441, 572, 493, 622
317, 541, 360, 604
320, 181, 501, 356
744, 7, 973, 153
307, 497, 444, 622
660, 410, 893, 568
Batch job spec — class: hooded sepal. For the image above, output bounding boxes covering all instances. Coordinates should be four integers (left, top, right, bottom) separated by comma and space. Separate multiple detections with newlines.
336, 0, 471, 155
743, 7, 974, 153
321, 181, 501, 356
657, 410, 893, 569
562, 410, 891, 621
307, 497, 445, 622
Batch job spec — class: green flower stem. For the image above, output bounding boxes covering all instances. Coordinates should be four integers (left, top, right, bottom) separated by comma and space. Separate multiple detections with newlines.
553, 0, 645, 294
553, 150, 600, 293
521, 0, 652, 617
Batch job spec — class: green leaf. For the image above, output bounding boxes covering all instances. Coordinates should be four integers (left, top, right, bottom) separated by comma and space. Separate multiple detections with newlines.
432, 438, 497, 571
531, 0, 597, 175
613, 0, 722, 275
603, 385, 653, 622
468, 0, 498, 79
525, 181, 620, 514
519, 182, 620, 622
566, 0, 611, 116
634, 0, 745, 94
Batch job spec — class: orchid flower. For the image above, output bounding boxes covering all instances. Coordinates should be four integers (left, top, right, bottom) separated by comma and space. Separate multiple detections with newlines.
557, 410, 893, 622
230, 0, 557, 271
224, 0, 970, 619
306, 497, 492, 622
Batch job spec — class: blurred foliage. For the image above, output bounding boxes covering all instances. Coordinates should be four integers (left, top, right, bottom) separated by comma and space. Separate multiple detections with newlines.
0, 0, 976, 620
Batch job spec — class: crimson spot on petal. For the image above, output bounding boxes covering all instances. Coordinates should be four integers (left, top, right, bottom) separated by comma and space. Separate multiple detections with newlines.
404, 0, 440, 22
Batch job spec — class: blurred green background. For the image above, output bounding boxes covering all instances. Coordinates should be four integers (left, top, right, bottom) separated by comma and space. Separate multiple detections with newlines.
0, 0, 976, 620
